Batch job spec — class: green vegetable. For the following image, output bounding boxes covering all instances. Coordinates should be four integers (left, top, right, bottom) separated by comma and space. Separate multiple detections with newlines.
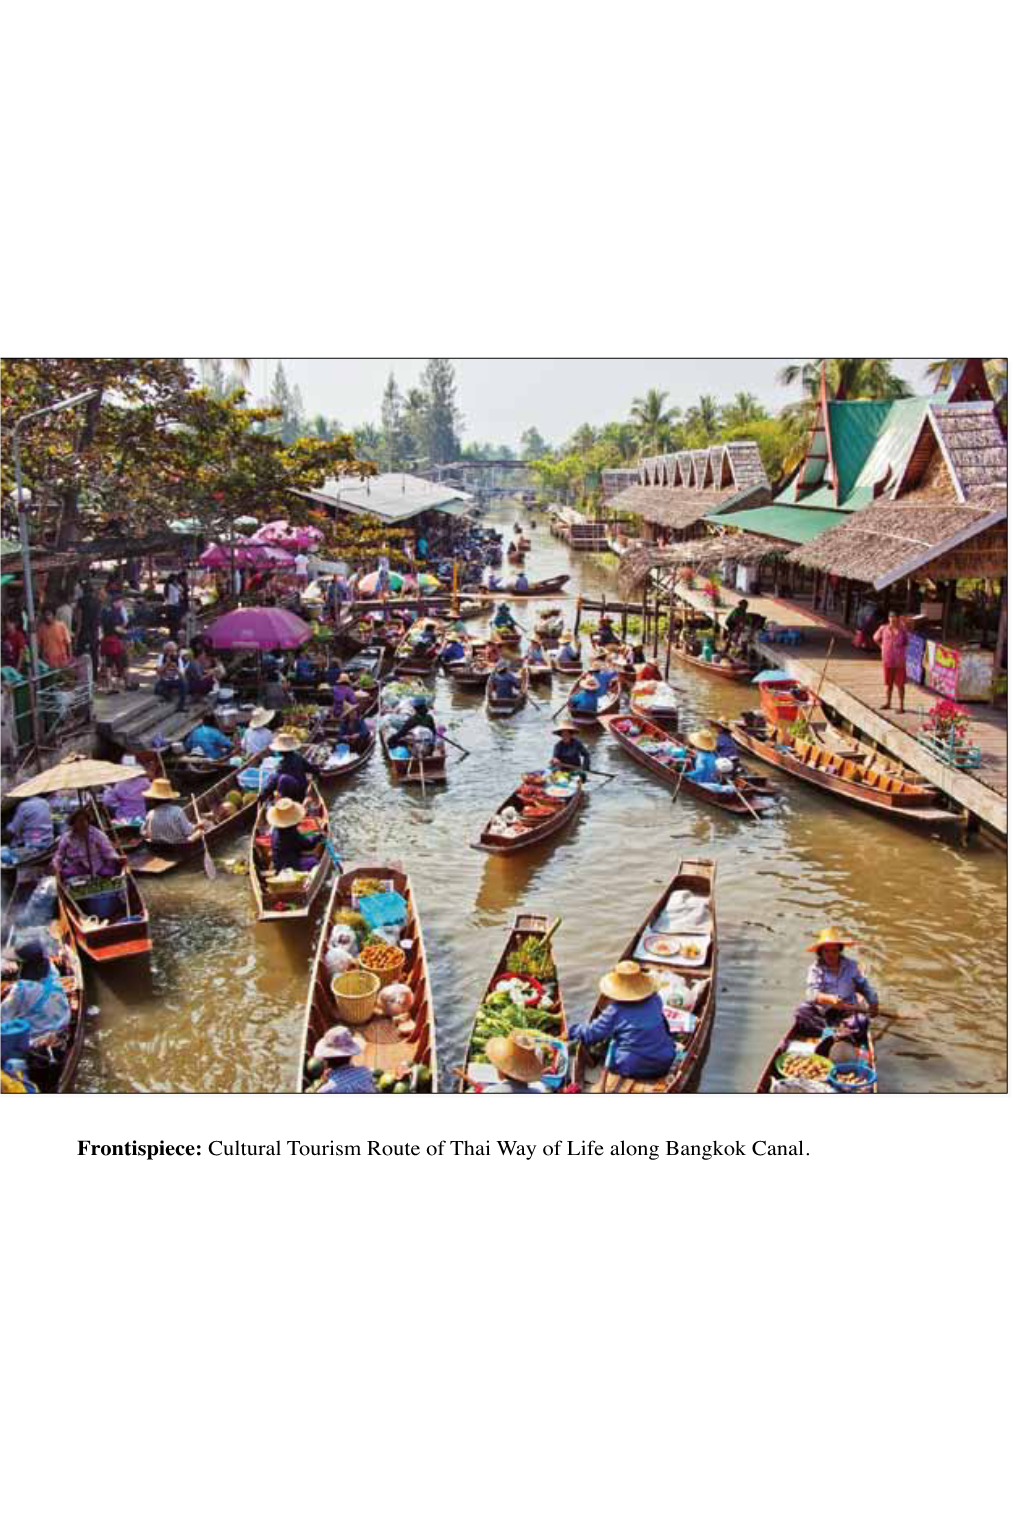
506, 935, 555, 980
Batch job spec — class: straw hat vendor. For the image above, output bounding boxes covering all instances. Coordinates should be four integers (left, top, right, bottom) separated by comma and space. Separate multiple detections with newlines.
685, 727, 728, 786
568, 961, 675, 1081
0, 937, 71, 1048
268, 731, 318, 801
491, 660, 521, 701
143, 779, 205, 845
482, 1031, 550, 1094
523, 635, 545, 667
101, 756, 151, 823
439, 630, 467, 666
53, 804, 123, 881
310, 1025, 376, 1093
556, 636, 579, 665
794, 928, 878, 1042
241, 707, 276, 757
331, 672, 358, 714
550, 721, 590, 777
570, 674, 601, 715
267, 797, 320, 874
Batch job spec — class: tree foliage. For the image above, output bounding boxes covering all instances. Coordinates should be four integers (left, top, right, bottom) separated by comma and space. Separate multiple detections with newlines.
1, 358, 372, 547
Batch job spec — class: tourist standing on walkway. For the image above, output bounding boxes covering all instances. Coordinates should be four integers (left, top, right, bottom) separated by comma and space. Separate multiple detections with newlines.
874, 611, 909, 713
37, 607, 73, 669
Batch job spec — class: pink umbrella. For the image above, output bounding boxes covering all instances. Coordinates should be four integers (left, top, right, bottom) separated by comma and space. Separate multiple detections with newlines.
198, 541, 295, 570
204, 607, 312, 651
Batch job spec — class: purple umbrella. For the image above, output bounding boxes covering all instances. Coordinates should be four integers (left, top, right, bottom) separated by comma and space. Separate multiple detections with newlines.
204, 606, 312, 650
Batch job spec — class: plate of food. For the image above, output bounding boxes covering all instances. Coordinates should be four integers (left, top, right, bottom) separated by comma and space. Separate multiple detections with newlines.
637, 930, 710, 967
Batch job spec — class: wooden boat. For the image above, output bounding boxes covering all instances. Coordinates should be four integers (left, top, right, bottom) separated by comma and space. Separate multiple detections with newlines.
343, 645, 387, 685
590, 640, 636, 683
170, 747, 237, 787
630, 678, 680, 731
489, 619, 522, 652
573, 858, 718, 1093
521, 650, 552, 684
758, 676, 812, 725
380, 730, 448, 787
57, 809, 152, 964
125, 750, 270, 876
393, 618, 445, 678
449, 653, 494, 692
249, 782, 333, 921
302, 726, 376, 784
477, 575, 570, 601
720, 712, 961, 827
486, 662, 529, 718
1, 870, 86, 1092
457, 913, 568, 1091
534, 612, 565, 645
552, 651, 584, 674
800, 711, 934, 783
756, 1019, 878, 1093
472, 770, 584, 854
566, 671, 621, 726
299, 865, 436, 1093
607, 714, 777, 815
676, 645, 754, 682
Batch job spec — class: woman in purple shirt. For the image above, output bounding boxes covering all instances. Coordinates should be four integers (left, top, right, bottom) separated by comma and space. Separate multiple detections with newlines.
793, 926, 879, 1041
53, 806, 123, 881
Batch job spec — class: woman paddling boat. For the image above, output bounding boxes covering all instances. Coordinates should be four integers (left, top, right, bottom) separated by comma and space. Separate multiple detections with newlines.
756, 926, 879, 1093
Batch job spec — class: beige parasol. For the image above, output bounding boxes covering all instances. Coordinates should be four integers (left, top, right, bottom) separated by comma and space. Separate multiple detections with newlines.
7, 757, 147, 799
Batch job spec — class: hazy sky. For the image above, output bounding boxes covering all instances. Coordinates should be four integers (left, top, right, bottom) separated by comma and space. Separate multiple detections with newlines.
237, 359, 938, 449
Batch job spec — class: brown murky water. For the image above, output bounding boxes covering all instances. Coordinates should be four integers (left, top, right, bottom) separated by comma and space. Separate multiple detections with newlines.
68, 508, 1006, 1093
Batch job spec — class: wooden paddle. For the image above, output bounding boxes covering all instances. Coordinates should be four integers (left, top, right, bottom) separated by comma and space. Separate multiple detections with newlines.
536, 916, 562, 948
190, 794, 217, 879
442, 733, 471, 760
805, 639, 835, 725
729, 777, 763, 822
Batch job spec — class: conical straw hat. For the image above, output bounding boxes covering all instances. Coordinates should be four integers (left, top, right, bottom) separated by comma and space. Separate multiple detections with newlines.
806, 926, 856, 953
599, 960, 656, 1003
143, 777, 181, 802
486, 1031, 547, 1083
267, 797, 304, 829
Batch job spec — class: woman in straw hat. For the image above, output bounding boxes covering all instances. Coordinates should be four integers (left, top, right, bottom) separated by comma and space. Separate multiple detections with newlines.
241, 707, 276, 758
311, 1025, 376, 1094
268, 730, 318, 802
53, 803, 124, 881
482, 1030, 551, 1094
143, 779, 202, 846
569, 673, 601, 717
568, 961, 675, 1081
685, 726, 727, 786
794, 927, 879, 1042
266, 797, 321, 874
550, 720, 590, 776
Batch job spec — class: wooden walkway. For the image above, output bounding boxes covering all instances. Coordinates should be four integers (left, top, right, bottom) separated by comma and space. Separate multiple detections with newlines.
658, 581, 1007, 837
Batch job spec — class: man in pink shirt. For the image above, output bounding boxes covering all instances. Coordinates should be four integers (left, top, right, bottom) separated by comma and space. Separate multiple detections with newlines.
873, 610, 909, 712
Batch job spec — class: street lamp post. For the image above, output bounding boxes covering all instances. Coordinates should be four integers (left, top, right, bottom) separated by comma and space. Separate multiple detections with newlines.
12, 389, 100, 750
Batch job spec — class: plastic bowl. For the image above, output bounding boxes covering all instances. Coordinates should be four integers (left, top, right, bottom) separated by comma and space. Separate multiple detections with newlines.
829, 1059, 877, 1093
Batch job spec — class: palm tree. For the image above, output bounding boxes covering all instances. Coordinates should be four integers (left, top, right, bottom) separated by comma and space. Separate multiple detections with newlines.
777, 359, 913, 402
629, 388, 681, 453
723, 391, 766, 428
685, 394, 722, 438
599, 421, 639, 461
925, 358, 1007, 402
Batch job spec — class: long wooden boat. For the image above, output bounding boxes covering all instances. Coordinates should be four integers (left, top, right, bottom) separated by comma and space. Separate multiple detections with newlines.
801, 710, 935, 784
380, 730, 448, 786
720, 713, 962, 826
472, 770, 584, 854
449, 654, 494, 692
476, 575, 570, 601
302, 727, 377, 784
299, 866, 436, 1093
1, 870, 86, 1092
590, 640, 636, 683
126, 749, 270, 875
676, 646, 754, 682
566, 671, 622, 726
457, 914, 568, 1091
573, 857, 718, 1094
489, 619, 523, 651
607, 714, 777, 816
552, 652, 584, 674
393, 618, 446, 678
57, 808, 152, 964
521, 651, 552, 684
249, 782, 333, 921
756, 1018, 878, 1093
486, 663, 529, 718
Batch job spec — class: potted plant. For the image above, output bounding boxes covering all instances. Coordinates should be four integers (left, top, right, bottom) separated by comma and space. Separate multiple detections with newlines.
703, 575, 722, 608
919, 698, 980, 768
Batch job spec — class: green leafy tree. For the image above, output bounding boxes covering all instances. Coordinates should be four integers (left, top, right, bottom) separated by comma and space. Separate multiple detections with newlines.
925, 358, 1007, 406
598, 421, 639, 461
520, 425, 550, 459
778, 359, 913, 403
380, 371, 416, 471
723, 392, 766, 428
685, 395, 722, 438
629, 388, 681, 452
418, 358, 462, 465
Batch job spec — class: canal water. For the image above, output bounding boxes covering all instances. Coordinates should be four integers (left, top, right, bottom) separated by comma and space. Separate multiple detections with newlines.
72, 507, 1007, 1093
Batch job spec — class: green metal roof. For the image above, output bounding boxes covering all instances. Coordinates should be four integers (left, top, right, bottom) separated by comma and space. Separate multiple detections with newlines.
706, 505, 847, 545
777, 397, 930, 510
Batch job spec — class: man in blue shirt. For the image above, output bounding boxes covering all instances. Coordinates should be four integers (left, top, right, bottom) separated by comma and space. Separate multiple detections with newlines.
491, 661, 521, 701
568, 961, 675, 1081
550, 722, 590, 776
312, 1024, 376, 1093
184, 722, 233, 759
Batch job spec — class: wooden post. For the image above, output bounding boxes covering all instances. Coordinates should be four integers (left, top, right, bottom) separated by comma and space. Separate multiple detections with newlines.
641, 579, 649, 647
942, 580, 956, 641
664, 570, 678, 680
653, 575, 661, 657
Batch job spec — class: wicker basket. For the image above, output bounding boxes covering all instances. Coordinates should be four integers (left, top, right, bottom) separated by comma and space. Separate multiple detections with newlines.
331, 969, 381, 1024
358, 943, 407, 983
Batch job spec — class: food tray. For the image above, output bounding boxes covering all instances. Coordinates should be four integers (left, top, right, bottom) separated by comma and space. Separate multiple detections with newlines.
636, 930, 710, 968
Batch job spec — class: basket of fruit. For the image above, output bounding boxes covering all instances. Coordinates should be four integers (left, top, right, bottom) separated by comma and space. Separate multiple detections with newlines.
775, 1050, 833, 1085
331, 968, 381, 1024
359, 941, 407, 983
828, 1059, 877, 1093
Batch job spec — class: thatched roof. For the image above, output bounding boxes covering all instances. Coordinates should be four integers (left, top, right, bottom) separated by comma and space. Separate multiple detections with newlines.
638, 440, 769, 492
790, 488, 1007, 589
607, 479, 771, 531
928, 404, 1007, 499
618, 534, 787, 595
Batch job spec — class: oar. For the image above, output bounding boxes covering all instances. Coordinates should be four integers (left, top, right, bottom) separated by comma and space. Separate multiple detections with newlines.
323, 837, 343, 871
729, 777, 763, 822
191, 794, 217, 879
451, 1065, 485, 1093
443, 733, 471, 760
536, 916, 562, 949
806, 638, 835, 724
671, 758, 691, 803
